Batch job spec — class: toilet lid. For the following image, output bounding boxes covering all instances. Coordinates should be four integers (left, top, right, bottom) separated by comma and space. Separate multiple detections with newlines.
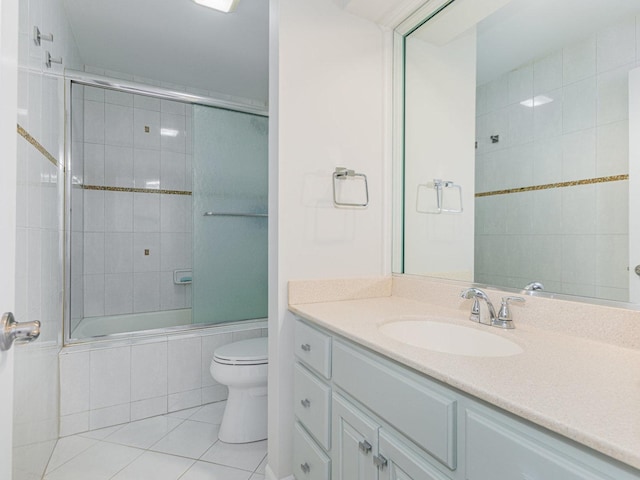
214, 337, 268, 365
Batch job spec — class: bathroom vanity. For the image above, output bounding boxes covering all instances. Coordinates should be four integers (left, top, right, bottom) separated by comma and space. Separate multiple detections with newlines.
288, 277, 640, 480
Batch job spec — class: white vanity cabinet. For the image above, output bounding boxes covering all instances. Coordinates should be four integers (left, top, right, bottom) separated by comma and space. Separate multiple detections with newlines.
292, 317, 640, 480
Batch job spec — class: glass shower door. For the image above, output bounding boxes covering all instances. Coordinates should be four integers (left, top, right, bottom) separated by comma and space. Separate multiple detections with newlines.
192, 106, 268, 324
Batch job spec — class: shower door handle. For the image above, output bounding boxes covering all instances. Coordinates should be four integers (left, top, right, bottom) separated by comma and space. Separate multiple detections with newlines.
0, 312, 41, 351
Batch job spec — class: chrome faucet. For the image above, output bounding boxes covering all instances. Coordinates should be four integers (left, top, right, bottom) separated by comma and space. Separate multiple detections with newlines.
460, 288, 497, 326
460, 288, 525, 329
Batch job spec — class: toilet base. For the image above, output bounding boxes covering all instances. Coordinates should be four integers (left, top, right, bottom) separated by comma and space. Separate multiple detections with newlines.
218, 385, 268, 444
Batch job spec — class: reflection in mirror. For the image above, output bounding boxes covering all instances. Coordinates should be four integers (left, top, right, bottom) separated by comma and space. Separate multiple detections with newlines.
400, 0, 640, 304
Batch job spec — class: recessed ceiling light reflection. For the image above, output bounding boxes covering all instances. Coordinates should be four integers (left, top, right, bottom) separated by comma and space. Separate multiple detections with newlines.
160, 128, 179, 137
192, 0, 239, 13
520, 95, 554, 108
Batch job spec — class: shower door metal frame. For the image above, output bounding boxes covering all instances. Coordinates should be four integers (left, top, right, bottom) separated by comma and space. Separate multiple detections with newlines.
62, 72, 268, 346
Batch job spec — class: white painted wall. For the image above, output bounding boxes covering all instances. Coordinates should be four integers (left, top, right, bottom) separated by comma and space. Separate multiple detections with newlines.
403, 30, 477, 279
268, 0, 390, 477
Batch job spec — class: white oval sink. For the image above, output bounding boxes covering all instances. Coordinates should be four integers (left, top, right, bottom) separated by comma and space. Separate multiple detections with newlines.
379, 318, 523, 357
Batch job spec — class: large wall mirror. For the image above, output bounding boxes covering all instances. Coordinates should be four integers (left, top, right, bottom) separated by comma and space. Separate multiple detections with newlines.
395, 0, 640, 305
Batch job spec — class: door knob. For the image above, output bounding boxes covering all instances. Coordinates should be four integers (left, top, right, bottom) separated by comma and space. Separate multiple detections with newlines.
0, 312, 41, 351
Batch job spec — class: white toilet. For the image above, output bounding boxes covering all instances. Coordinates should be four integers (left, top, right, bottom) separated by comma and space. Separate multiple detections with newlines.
210, 336, 268, 443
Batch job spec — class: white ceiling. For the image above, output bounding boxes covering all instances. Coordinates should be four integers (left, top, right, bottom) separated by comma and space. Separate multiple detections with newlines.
475, 0, 640, 84
63, 0, 269, 103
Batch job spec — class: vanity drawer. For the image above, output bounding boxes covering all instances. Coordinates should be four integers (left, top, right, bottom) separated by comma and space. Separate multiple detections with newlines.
294, 421, 331, 480
295, 319, 332, 379
465, 408, 611, 480
294, 362, 331, 450
332, 340, 457, 470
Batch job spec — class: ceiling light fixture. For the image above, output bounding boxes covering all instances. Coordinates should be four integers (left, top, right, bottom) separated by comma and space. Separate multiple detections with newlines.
192, 0, 239, 13
520, 95, 554, 108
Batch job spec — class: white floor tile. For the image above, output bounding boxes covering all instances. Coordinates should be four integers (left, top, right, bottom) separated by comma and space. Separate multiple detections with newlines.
165, 405, 201, 420
188, 401, 226, 424
255, 455, 267, 474
179, 461, 252, 480
45, 435, 98, 473
200, 440, 267, 472
104, 415, 184, 449
44, 442, 144, 480
111, 451, 195, 480
78, 424, 125, 440
150, 420, 220, 459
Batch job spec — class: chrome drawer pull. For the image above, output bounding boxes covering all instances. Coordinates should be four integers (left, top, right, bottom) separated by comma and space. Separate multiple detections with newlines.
301, 462, 311, 473
300, 398, 311, 408
358, 440, 372, 453
373, 453, 388, 470
301, 343, 311, 352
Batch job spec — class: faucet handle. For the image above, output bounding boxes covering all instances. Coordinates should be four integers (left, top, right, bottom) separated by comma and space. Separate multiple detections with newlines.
495, 296, 525, 328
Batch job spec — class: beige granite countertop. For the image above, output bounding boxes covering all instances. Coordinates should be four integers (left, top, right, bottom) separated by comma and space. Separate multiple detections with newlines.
289, 281, 640, 471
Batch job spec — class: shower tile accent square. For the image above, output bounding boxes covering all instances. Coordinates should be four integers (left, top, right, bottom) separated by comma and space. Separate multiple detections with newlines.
134, 108, 161, 150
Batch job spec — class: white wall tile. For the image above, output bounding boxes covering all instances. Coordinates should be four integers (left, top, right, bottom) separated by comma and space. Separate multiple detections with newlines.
83, 232, 105, 275
563, 77, 597, 133
134, 149, 160, 190
533, 88, 562, 139
105, 104, 134, 147
504, 191, 532, 235
105, 90, 134, 107
561, 235, 596, 285
161, 99, 186, 116
105, 145, 134, 188
168, 337, 201, 394
530, 188, 562, 235
529, 234, 562, 282
160, 151, 187, 190
508, 103, 533, 145
534, 50, 563, 95
84, 101, 105, 145
84, 86, 105, 102
485, 73, 509, 112
133, 272, 161, 313
160, 272, 186, 310
104, 233, 134, 274
133, 193, 160, 232
83, 190, 105, 232
84, 274, 105, 317
563, 36, 596, 85
83, 143, 105, 185
597, 17, 636, 73
134, 108, 161, 150
532, 136, 562, 185
562, 128, 596, 181
130, 397, 168, 422
90, 346, 131, 410
134, 95, 161, 112
160, 113, 186, 153
597, 64, 632, 126
131, 341, 168, 401
60, 352, 90, 416
232, 329, 262, 342
562, 184, 597, 234
160, 233, 188, 272
60, 412, 89, 437
105, 191, 133, 232
596, 119, 629, 176
89, 404, 130, 431
168, 389, 201, 413
508, 64, 533, 104
160, 195, 188, 233
596, 180, 629, 235
133, 233, 161, 272
104, 273, 134, 315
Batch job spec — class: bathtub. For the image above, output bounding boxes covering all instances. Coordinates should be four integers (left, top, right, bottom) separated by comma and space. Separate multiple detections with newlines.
71, 308, 192, 339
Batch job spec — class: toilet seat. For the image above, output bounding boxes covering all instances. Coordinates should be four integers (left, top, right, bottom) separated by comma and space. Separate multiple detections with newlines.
213, 337, 268, 366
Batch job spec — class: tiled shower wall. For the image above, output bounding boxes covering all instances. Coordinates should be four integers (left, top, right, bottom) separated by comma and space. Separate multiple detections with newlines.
59, 324, 267, 436
474, 15, 637, 301
71, 87, 193, 331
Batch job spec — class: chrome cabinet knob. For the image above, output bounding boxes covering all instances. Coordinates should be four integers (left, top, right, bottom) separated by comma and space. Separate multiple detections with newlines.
300, 343, 311, 352
300, 462, 310, 473
0, 312, 41, 351
300, 398, 311, 408
358, 440, 372, 453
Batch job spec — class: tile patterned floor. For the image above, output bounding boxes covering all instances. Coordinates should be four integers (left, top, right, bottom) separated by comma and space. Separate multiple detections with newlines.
43, 401, 267, 480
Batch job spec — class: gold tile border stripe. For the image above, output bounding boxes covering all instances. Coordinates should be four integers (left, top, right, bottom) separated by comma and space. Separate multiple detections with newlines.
81, 185, 192, 196
17, 124, 59, 168
475, 174, 629, 198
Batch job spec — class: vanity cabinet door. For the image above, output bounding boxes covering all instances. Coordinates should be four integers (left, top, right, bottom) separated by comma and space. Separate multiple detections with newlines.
465, 408, 613, 480
378, 430, 450, 480
332, 393, 379, 480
